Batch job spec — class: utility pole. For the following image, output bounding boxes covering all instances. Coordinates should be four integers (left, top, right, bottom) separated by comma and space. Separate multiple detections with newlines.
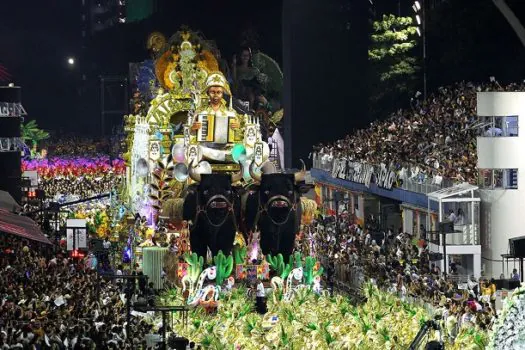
413, 0, 427, 100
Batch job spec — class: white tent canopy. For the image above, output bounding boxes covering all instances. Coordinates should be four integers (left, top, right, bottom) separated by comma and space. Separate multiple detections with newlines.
428, 183, 479, 203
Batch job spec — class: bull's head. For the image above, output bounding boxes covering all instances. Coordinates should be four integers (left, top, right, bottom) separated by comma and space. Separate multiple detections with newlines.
243, 160, 309, 259
188, 161, 243, 226
248, 160, 308, 224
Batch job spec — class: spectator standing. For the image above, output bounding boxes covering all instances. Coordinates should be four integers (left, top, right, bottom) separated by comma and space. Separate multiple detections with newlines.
255, 279, 267, 314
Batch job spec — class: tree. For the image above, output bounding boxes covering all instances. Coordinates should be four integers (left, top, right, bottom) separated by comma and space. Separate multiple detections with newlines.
369, 14, 420, 119
21, 120, 49, 148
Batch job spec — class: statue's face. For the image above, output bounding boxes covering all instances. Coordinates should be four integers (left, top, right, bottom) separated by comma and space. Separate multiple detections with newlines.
208, 86, 223, 106
246, 127, 256, 145
150, 143, 160, 159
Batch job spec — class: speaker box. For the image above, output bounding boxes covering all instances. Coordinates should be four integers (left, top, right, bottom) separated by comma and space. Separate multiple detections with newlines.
0, 117, 21, 138
0, 151, 21, 204
510, 236, 525, 258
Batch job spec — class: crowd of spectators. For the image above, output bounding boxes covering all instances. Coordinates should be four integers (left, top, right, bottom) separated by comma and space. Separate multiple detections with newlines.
40, 136, 118, 159
0, 235, 161, 349
307, 213, 502, 341
313, 80, 525, 185
22, 156, 125, 201
39, 174, 123, 202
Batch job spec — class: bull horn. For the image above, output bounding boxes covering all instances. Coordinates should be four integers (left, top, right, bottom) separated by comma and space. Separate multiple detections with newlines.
294, 159, 306, 183
249, 160, 262, 183
231, 164, 243, 183
188, 160, 201, 183
261, 161, 277, 174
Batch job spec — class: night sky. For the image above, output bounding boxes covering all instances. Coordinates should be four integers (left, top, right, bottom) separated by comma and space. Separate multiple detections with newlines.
1, 1, 84, 132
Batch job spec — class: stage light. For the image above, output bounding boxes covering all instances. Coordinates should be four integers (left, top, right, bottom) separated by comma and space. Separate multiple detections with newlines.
414, 1, 421, 11
416, 15, 421, 25
412, 4, 417, 12
416, 27, 421, 37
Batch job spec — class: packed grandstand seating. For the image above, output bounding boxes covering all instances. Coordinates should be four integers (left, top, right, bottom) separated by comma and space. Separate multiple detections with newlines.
313, 80, 525, 185
22, 157, 125, 201
40, 136, 120, 158
309, 213, 499, 336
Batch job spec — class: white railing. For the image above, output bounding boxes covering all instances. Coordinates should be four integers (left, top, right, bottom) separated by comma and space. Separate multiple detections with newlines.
312, 152, 454, 195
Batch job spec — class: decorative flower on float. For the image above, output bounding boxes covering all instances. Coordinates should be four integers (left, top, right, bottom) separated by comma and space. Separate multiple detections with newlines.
149, 280, 488, 349
489, 284, 525, 350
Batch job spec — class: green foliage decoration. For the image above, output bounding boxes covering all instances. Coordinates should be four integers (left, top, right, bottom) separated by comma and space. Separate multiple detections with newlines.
21, 120, 50, 147
213, 250, 233, 286
303, 256, 324, 286
233, 246, 247, 265
184, 252, 203, 283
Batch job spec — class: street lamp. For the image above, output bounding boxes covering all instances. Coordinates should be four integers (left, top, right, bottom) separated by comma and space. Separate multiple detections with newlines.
67, 57, 75, 65
413, 1, 427, 100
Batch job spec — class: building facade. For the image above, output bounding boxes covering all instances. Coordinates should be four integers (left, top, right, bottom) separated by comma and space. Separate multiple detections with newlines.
477, 92, 525, 278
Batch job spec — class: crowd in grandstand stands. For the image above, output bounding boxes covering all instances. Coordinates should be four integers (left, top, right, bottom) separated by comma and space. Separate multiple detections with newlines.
308, 213, 499, 339
39, 174, 123, 202
22, 156, 125, 201
41, 136, 117, 158
313, 80, 525, 184
0, 235, 161, 349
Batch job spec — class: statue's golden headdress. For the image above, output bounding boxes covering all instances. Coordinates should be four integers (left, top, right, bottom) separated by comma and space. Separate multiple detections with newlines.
204, 71, 231, 95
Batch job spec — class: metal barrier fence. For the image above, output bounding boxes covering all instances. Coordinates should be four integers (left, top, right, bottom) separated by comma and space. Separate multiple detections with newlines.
329, 261, 439, 315
334, 263, 364, 290
312, 154, 454, 195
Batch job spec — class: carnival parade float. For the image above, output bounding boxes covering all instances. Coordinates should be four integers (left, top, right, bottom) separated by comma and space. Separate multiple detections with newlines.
120, 28, 319, 299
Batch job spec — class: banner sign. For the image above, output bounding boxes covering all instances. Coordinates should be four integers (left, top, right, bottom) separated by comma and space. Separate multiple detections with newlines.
331, 158, 397, 190
235, 264, 270, 281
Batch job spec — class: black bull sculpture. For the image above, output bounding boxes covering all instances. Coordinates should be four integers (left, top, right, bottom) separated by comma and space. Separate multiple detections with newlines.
182, 166, 243, 259
244, 162, 309, 261
182, 161, 308, 260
